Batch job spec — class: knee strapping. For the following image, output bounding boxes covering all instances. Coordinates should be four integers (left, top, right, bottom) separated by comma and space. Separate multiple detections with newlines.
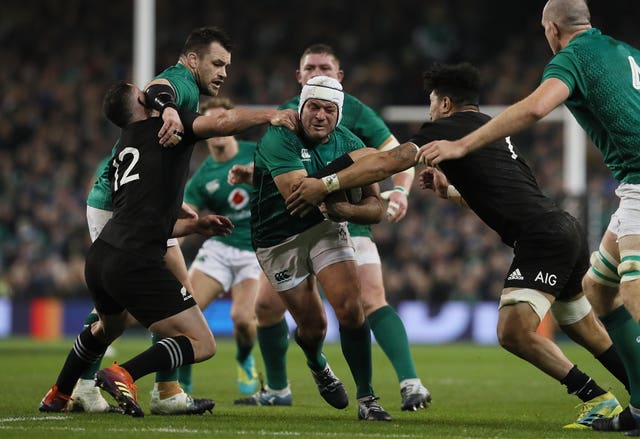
587, 246, 620, 287
498, 289, 551, 321
550, 295, 592, 325
619, 250, 640, 282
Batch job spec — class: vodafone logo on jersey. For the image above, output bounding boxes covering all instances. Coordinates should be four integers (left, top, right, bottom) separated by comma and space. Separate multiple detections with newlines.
228, 188, 250, 210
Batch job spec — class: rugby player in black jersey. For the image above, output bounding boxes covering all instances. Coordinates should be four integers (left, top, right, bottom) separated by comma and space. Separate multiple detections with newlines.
286, 63, 629, 429
39, 81, 297, 417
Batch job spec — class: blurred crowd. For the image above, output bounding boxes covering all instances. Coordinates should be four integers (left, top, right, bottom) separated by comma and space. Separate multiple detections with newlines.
1, 0, 633, 304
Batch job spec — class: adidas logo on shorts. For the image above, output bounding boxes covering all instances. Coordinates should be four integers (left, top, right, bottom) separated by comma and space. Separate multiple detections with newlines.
507, 268, 524, 281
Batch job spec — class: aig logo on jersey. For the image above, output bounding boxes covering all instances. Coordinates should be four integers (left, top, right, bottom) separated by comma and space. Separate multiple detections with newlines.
228, 188, 250, 210
301, 149, 311, 161
535, 271, 557, 286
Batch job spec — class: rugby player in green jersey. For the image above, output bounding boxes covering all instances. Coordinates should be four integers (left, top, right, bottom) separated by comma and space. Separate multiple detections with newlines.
233, 44, 430, 413
248, 75, 391, 420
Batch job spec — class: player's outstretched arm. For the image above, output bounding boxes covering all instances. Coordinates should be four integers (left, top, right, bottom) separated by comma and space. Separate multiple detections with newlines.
173, 214, 234, 238
193, 108, 298, 138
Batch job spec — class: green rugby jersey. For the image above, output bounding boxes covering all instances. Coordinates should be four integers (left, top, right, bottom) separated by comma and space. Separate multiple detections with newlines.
542, 28, 640, 184
281, 93, 391, 240
87, 64, 200, 210
251, 125, 365, 248
184, 141, 256, 251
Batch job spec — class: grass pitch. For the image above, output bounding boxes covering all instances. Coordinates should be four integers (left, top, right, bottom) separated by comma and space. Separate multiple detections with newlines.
0, 335, 628, 438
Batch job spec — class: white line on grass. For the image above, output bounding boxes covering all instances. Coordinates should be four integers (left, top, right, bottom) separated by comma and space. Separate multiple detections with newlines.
0, 424, 421, 438
0, 416, 71, 422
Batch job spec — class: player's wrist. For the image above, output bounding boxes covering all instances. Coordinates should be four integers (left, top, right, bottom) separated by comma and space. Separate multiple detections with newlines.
393, 185, 409, 197
321, 173, 340, 193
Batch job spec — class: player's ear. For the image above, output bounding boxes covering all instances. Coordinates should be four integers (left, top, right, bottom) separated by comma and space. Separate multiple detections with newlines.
442, 96, 452, 112
186, 52, 199, 69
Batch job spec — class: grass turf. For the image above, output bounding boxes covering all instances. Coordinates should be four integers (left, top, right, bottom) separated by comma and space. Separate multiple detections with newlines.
0, 335, 628, 438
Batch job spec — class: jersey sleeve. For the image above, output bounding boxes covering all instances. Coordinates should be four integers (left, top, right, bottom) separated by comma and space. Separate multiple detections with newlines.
541, 52, 579, 95
183, 166, 207, 209
155, 65, 200, 111
257, 127, 305, 177
345, 95, 392, 148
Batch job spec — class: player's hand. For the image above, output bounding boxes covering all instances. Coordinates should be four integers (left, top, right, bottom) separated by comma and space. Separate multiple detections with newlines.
322, 193, 350, 222
270, 109, 299, 132
178, 202, 198, 219
228, 164, 254, 185
415, 139, 466, 165
194, 214, 234, 237
381, 189, 408, 223
418, 166, 449, 199
158, 107, 185, 147
286, 178, 328, 217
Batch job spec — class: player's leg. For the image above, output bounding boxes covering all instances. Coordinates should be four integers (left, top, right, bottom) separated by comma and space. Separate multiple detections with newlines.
312, 222, 389, 420
554, 226, 630, 393
230, 277, 259, 394
96, 305, 215, 418
276, 274, 348, 406
589, 191, 640, 432
234, 272, 293, 405
40, 312, 128, 413
317, 259, 390, 421
589, 225, 640, 431
68, 206, 117, 412
555, 295, 629, 389
153, 242, 192, 394
251, 223, 349, 410
40, 240, 128, 413
92, 245, 215, 417
355, 237, 430, 411
497, 287, 622, 429
585, 237, 639, 431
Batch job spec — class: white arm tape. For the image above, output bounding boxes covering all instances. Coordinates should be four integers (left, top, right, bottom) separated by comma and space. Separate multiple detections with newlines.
321, 174, 340, 193
447, 185, 461, 199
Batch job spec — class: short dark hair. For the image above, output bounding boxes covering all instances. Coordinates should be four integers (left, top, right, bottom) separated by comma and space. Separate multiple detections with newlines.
422, 63, 480, 107
200, 96, 234, 112
102, 81, 135, 128
181, 26, 232, 57
300, 43, 340, 66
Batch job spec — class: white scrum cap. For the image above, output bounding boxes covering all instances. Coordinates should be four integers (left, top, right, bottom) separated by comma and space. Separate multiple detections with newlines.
298, 75, 344, 125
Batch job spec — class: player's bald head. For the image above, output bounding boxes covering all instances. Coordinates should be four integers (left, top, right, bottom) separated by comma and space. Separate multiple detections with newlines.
543, 0, 591, 31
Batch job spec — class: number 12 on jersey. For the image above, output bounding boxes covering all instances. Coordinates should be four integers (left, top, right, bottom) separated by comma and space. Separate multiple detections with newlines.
112, 147, 140, 191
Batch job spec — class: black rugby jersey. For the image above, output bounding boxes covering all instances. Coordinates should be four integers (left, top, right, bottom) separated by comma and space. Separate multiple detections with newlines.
99, 110, 199, 259
409, 111, 558, 247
